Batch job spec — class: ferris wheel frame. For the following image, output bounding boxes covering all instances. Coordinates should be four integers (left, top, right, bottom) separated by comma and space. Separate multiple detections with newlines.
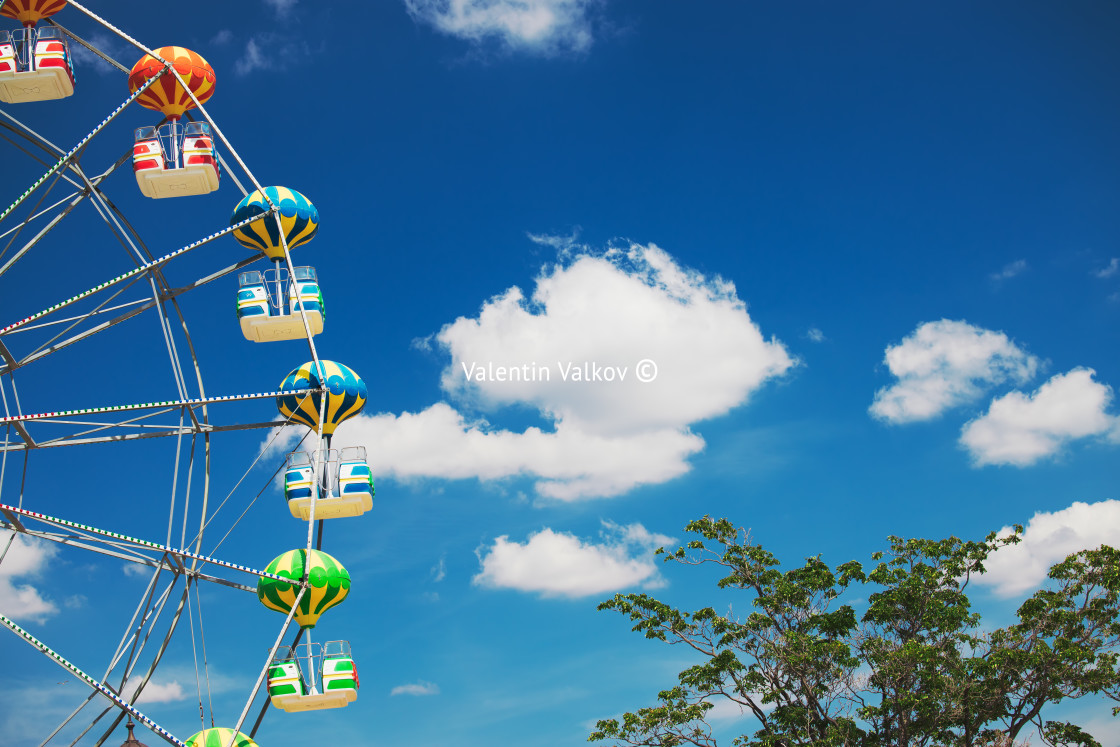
0, 4, 334, 746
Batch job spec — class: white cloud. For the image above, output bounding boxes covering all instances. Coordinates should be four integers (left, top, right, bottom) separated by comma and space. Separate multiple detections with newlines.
68, 33, 125, 76
1072, 714, 1120, 747
431, 555, 446, 582
975, 500, 1120, 597
265, 243, 791, 500
234, 34, 313, 75
990, 259, 1028, 281
806, 327, 825, 343
123, 562, 153, 578
870, 320, 1038, 424
404, 0, 599, 54
391, 680, 440, 696
123, 678, 187, 705
706, 699, 749, 721
263, 0, 298, 16
706, 695, 774, 721
321, 404, 704, 500
235, 38, 267, 75
211, 29, 234, 46
0, 684, 80, 745
0, 532, 58, 624
960, 368, 1119, 466
527, 231, 582, 251
1093, 258, 1120, 279
473, 520, 674, 598
437, 244, 793, 436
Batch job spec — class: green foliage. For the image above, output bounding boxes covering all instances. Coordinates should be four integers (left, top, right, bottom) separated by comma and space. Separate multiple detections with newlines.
590, 517, 1120, 747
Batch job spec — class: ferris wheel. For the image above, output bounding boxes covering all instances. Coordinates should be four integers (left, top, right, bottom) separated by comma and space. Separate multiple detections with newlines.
0, 3, 372, 746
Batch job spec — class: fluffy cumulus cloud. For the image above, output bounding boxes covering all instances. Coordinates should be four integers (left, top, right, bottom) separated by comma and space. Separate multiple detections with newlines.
0, 532, 58, 624
870, 320, 1038, 423
404, 0, 600, 54
123, 678, 187, 705
975, 500, 1120, 597
960, 368, 1119, 466
438, 244, 792, 434
268, 243, 792, 500
473, 521, 674, 598
327, 404, 705, 500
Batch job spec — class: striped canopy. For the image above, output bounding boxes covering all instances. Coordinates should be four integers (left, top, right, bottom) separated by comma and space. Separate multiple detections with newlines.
231, 186, 318, 260
0, 0, 66, 26
128, 46, 215, 120
277, 360, 366, 436
257, 549, 351, 630
184, 729, 257, 747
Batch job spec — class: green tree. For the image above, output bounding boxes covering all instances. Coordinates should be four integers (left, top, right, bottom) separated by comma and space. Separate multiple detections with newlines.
591, 516, 1120, 747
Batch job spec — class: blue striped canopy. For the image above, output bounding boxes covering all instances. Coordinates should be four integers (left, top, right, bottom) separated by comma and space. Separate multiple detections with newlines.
277, 360, 366, 435
231, 186, 318, 260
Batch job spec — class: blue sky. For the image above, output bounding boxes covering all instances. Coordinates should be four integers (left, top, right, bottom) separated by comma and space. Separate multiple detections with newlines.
2, 1, 1119, 745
